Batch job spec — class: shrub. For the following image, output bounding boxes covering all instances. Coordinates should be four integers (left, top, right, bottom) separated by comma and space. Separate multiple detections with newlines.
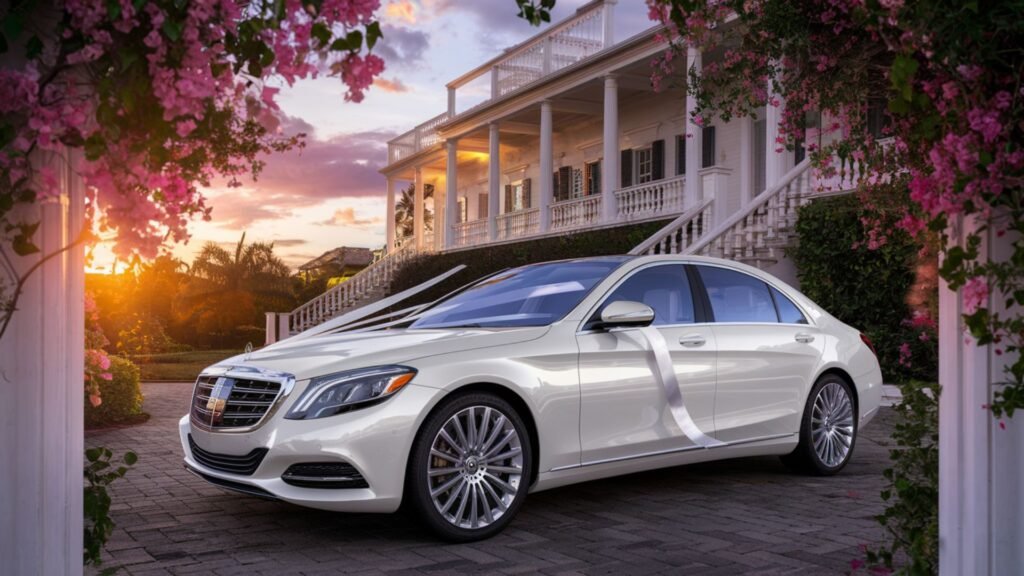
116, 314, 192, 357
84, 356, 145, 427
790, 195, 936, 382
386, 219, 673, 309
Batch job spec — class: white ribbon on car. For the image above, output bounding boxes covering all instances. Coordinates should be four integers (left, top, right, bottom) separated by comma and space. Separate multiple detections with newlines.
637, 326, 725, 449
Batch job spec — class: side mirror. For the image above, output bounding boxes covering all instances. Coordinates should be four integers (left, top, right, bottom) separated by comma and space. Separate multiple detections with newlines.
599, 300, 655, 329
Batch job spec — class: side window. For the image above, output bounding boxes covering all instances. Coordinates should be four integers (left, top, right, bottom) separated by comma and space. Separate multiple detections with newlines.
698, 266, 777, 323
595, 265, 695, 326
770, 286, 808, 324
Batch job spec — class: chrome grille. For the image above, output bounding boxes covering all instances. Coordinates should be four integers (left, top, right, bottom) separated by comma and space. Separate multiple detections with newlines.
190, 373, 285, 431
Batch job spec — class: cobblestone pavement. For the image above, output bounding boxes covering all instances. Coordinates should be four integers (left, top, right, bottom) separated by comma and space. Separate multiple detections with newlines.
87, 382, 895, 576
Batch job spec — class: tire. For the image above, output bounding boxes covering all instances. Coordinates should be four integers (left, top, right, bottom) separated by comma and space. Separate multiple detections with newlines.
406, 392, 532, 542
781, 374, 858, 475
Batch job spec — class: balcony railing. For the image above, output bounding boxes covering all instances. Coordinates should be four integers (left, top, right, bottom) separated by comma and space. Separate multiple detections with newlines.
452, 219, 489, 248
446, 0, 615, 116
550, 195, 602, 231
387, 111, 450, 164
496, 208, 540, 240
615, 174, 686, 221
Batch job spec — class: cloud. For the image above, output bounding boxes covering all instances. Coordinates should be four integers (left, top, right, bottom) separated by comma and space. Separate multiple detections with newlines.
374, 26, 430, 69
384, 0, 417, 24
271, 238, 308, 247
317, 207, 383, 228
374, 77, 410, 93
208, 195, 290, 228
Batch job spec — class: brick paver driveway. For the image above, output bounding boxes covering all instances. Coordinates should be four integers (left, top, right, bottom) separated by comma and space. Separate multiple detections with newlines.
87, 382, 895, 576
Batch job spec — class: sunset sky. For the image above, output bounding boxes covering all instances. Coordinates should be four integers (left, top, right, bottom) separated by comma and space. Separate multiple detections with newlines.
88, 0, 652, 273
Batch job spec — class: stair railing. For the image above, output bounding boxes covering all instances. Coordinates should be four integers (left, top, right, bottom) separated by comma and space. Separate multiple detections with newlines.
288, 238, 418, 334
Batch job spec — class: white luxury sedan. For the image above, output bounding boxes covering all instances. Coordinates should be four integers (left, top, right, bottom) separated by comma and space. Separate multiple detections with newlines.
180, 255, 883, 541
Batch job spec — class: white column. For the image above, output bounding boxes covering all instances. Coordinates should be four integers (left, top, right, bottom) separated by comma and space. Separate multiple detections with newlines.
488, 123, 500, 240
602, 0, 617, 47
0, 148, 84, 576
765, 76, 792, 187
601, 75, 619, 222
539, 101, 554, 233
684, 46, 703, 203
939, 215, 1023, 575
447, 87, 456, 117
385, 177, 396, 252
445, 139, 458, 249
413, 167, 424, 251
490, 68, 500, 99
739, 117, 753, 206
434, 175, 445, 252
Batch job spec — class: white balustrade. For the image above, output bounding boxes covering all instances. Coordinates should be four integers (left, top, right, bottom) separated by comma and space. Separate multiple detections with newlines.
615, 175, 686, 221
387, 111, 450, 164
496, 208, 540, 240
551, 195, 602, 231
287, 239, 418, 334
452, 219, 489, 248
811, 139, 894, 193
629, 197, 714, 256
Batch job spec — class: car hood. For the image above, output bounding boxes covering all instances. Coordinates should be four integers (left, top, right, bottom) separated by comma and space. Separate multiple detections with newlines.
209, 326, 551, 381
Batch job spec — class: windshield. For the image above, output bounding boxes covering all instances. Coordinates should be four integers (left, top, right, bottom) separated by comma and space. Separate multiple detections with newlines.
409, 258, 628, 329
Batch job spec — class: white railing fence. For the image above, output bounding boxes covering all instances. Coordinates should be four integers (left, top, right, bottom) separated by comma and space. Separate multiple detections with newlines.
496, 208, 540, 240
616, 174, 685, 221
387, 111, 450, 164
452, 219, 489, 248
629, 197, 714, 256
285, 238, 418, 336
551, 195, 602, 231
631, 160, 817, 266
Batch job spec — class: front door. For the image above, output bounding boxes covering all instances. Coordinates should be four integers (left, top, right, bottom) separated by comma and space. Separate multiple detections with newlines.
577, 264, 717, 464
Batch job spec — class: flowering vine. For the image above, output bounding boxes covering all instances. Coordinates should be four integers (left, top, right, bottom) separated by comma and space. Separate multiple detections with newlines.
0, 0, 385, 342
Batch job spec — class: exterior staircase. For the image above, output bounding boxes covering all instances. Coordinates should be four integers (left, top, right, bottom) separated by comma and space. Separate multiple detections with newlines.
265, 238, 418, 343
629, 159, 850, 268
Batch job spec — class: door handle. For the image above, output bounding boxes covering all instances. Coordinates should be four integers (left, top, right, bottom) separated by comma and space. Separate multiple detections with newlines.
795, 332, 815, 343
678, 334, 706, 347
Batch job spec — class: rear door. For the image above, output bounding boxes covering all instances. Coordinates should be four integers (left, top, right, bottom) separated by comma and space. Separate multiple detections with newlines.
692, 264, 824, 442
576, 264, 717, 464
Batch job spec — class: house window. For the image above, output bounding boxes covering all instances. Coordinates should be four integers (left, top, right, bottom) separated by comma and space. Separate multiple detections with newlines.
675, 135, 686, 175
511, 182, 525, 212
477, 193, 488, 219
635, 147, 653, 184
505, 179, 532, 212
701, 126, 716, 169
585, 160, 601, 196
866, 98, 890, 139
457, 197, 467, 224
572, 168, 583, 198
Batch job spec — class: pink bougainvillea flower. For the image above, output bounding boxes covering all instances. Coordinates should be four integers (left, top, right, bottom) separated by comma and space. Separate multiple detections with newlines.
962, 276, 990, 314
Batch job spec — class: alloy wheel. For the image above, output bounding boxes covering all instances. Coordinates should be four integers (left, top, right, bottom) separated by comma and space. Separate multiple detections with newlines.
426, 405, 524, 530
811, 381, 855, 467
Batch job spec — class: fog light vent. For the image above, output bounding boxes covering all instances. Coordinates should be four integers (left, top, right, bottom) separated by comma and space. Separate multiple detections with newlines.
282, 462, 369, 489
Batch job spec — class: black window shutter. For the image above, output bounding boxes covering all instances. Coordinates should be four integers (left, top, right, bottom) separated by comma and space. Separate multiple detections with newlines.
651, 139, 665, 180
504, 184, 513, 212
478, 193, 488, 218
522, 178, 532, 209
593, 160, 601, 195
620, 149, 632, 188
676, 135, 686, 175
552, 171, 560, 202
701, 126, 716, 168
558, 166, 571, 200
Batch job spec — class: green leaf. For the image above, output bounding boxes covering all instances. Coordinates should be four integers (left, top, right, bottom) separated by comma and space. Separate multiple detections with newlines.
311, 22, 331, 48
330, 37, 352, 51
891, 54, 919, 102
162, 19, 182, 42
25, 35, 42, 59
85, 447, 102, 462
2, 12, 23, 41
124, 451, 138, 465
366, 21, 382, 51
346, 30, 363, 51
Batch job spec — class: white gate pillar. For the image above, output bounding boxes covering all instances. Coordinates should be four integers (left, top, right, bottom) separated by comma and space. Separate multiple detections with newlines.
938, 215, 1023, 575
0, 148, 85, 576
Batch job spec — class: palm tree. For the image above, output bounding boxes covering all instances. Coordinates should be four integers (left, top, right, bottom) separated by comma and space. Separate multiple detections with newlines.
394, 183, 433, 239
178, 233, 295, 340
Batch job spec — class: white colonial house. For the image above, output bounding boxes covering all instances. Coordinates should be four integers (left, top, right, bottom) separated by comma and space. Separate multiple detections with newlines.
1, 2, 1019, 575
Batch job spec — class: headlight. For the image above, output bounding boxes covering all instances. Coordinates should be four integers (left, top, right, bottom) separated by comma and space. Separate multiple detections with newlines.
285, 365, 417, 420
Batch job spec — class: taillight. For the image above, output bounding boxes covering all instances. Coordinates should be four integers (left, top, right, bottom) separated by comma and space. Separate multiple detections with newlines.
860, 333, 877, 357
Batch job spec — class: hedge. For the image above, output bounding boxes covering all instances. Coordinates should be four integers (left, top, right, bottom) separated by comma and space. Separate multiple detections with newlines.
789, 195, 937, 382
85, 355, 146, 427
385, 219, 673, 308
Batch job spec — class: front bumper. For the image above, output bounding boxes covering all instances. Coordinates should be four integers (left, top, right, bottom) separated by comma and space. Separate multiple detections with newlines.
179, 383, 442, 513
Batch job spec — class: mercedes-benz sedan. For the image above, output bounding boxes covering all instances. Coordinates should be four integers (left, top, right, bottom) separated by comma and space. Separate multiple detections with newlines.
180, 255, 883, 541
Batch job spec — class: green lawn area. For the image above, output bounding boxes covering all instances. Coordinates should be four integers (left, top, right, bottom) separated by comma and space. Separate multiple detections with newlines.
130, 349, 241, 381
